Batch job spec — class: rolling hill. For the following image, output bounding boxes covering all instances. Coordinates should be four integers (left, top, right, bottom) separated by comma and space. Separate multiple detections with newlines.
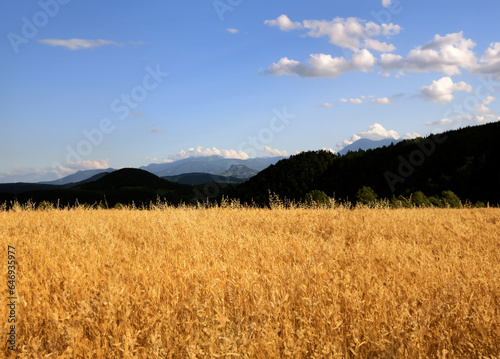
0, 169, 196, 207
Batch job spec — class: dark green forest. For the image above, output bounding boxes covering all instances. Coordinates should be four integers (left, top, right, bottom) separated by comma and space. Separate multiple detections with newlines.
226, 122, 500, 206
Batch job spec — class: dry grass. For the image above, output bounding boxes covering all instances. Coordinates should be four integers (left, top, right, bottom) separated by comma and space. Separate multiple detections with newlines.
1, 206, 499, 358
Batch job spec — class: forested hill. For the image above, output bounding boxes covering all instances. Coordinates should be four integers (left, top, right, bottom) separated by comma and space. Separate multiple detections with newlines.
227, 122, 500, 205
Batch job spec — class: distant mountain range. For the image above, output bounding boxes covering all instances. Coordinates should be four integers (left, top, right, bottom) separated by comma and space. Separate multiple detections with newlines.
0, 155, 283, 185
39, 168, 116, 185
0, 171, 114, 195
0, 160, 263, 195
338, 138, 401, 155
140, 155, 284, 177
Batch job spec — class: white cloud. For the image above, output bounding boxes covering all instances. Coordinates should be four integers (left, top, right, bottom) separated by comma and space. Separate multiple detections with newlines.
379, 32, 478, 75
38, 38, 123, 50
476, 96, 496, 114
473, 42, 500, 79
480, 42, 500, 63
425, 114, 498, 126
336, 123, 419, 151
322, 147, 336, 154
301, 17, 400, 51
426, 97, 499, 126
419, 76, 472, 104
357, 123, 400, 140
53, 159, 111, 173
227, 28, 239, 34
425, 118, 455, 126
264, 15, 302, 31
265, 16, 403, 79
337, 134, 362, 150
371, 97, 391, 104
267, 49, 376, 78
262, 146, 288, 156
322, 102, 335, 108
403, 132, 422, 139
165, 146, 250, 162
0, 159, 111, 183
382, 0, 392, 7
364, 38, 396, 52
265, 15, 400, 52
340, 98, 363, 104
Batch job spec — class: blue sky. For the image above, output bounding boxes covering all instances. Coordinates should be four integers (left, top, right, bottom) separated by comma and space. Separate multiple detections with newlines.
1, 0, 500, 182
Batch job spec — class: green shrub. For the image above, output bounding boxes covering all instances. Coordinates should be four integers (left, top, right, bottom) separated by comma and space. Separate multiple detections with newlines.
411, 191, 431, 207
305, 190, 330, 206
356, 186, 378, 206
36, 201, 54, 210
428, 196, 444, 208
441, 190, 462, 208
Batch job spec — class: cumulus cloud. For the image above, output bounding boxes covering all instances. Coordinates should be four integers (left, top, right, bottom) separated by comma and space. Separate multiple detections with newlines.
357, 123, 400, 140
379, 32, 478, 75
364, 38, 396, 53
403, 132, 422, 139
264, 15, 303, 31
267, 49, 376, 78
371, 97, 391, 104
419, 76, 472, 104
322, 102, 335, 108
340, 98, 363, 104
265, 15, 400, 52
475, 96, 496, 114
38, 38, 123, 50
165, 146, 250, 162
382, 0, 392, 7
227, 28, 239, 34
473, 42, 500, 79
336, 123, 420, 151
262, 146, 288, 156
301, 17, 400, 51
322, 147, 336, 154
426, 96, 500, 126
264, 15, 403, 79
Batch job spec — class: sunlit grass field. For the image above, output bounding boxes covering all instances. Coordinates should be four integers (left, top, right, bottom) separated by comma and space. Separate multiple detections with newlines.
1, 205, 499, 358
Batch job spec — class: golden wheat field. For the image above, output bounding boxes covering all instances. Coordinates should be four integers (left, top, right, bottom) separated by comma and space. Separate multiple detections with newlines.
1, 205, 499, 358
